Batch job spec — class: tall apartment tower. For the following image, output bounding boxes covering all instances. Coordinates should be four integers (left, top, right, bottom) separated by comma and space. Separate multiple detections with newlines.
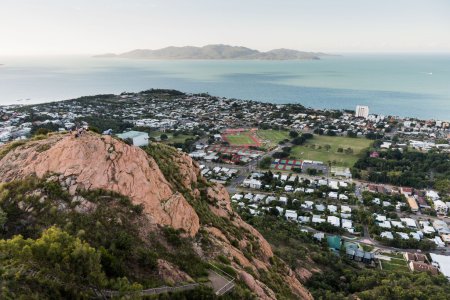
355, 105, 369, 118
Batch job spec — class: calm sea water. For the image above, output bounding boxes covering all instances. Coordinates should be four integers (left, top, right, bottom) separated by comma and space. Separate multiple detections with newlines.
0, 54, 449, 120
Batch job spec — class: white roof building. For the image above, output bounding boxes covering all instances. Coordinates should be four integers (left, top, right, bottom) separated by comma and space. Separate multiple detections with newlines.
284, 185, 294, 192
430, 253, 450, 280
400, 218, 417, 229
266, 196, 277, 204
342, 219, 353, 229
285, 210, 298, 220
231, 194, 243, 201
381, 231, 394, 239
298, 216, 311, 223
328, 205, 338, 213
434, 200, 448, 215
279, 196, 288, 205
315, 204, 325, 212
312, 215, 326, 223
397, 232, 410, 240
339, 194, 349, 200
301, 201, 314, 209
341, 205, 352, 213
378, 221, 391, 229
327, 216, 340, 227
375, 214, 387, 222
391, 221, 404, 229
434, 236, 446, 248
328, 192, 338, 199
244, 193, 254, 201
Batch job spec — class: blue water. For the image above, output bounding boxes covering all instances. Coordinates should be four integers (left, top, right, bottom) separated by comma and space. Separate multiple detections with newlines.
0, 54, 449, 120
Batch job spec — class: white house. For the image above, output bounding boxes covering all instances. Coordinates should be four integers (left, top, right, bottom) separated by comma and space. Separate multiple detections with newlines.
266, 196, 277, 204
284, 185, 294, 192
279, 196, 288, 205
434, 200, 448, 215
400, 218, 417, 229
327, 205, 338, 213
342, 219, 353, 229
381, 231, 394, 240
298, 216, 311, 223
231, 194, 243, 201
327, 216, 340, 227
339, 194, 349, 200
312, 215, 326, 223
426, 190, 440, 201
117, 131, 149, 147
434, 236, 446, 248
378, 221, 391, 229
243, 179, 262, 189
328, 192, 338, 199
285, 210, 298, 221
341, 205, 352, 213
301, 201, 314, 209
254, 194, 266, 202
315, 204, 325, 212
397, 232, 410, 240
391, 221, 404, 229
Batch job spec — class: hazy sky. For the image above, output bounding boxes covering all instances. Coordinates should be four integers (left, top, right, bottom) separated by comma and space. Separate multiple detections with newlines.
1, 0, 450, 55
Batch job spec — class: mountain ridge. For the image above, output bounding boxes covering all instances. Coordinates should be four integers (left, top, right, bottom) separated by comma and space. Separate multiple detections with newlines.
95, 44, 330, 60
0, 132, 312, 299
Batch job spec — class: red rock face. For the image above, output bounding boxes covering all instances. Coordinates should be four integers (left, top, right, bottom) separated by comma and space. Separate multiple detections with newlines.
0, 133, 312, 299
0, 133, 200, 236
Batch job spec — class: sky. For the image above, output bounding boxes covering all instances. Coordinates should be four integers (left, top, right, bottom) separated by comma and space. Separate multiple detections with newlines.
1, 0, 450, 55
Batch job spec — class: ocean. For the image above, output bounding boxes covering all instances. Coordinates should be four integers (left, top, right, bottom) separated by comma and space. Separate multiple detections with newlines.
0, 54, 449, 120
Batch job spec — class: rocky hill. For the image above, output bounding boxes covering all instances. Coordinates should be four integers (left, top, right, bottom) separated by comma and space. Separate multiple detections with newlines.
0, 132, 312, 299
95, 44, 328, 60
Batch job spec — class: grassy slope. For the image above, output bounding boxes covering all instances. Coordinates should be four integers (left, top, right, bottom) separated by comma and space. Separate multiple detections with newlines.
290, 136, 371, 167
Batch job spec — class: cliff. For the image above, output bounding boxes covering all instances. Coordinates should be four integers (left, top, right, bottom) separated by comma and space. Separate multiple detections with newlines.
0, 132, 312, 299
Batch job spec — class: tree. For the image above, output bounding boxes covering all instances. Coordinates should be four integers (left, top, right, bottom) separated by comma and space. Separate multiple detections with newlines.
324, 144, 331, 151
160, 133, 168, 141
289, 131, 299, 138
0, 226, 110, 297
435, 179, 450, 195
344, 147, 354, 154
259, 157, 272, 169
292, 136, 306, 145
0, 208, 6, 229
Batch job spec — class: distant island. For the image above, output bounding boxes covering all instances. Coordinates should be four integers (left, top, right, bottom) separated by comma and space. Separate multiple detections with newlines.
95, 44, 331, 60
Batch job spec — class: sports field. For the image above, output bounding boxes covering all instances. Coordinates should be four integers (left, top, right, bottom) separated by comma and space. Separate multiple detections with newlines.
226, 134, 256, 145
290, 135, 371, 167
256, 130, 290, 148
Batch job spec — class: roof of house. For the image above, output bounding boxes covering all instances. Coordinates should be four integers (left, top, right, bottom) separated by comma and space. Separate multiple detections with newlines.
327, 235, 341, 250
409, 261, 439, 275
116, 130, 148, 139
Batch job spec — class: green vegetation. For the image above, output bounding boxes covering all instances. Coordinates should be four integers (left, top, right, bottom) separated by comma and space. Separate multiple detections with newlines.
380, 258, 409, 272
225, 133, 255, 145
290, 135, 371, 167
240, 214, 450, 300
258, 156, 273, 169
149, 130, 195, 144
257, 129, 290, 149
0, 177, 214, 298
0, 140, 27, 160
353, 149, 450, 189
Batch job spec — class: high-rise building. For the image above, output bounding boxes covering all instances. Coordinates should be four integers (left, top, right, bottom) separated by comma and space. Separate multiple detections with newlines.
355, 105, 369, 118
